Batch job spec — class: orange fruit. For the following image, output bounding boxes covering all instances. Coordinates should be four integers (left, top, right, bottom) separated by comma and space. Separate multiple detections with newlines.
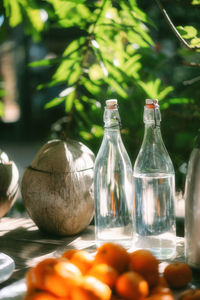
94, 243, 130, 274
129, 249, 159, 287
147, 294, 174, 300
149, 276, 174, 300
115, 271, 149, 300
62, 249, 78, 260
150, 285, 172, 296
70, 250, 94, 274
163, 262, 192, 289
155, 277, 168, 287
31, 257, 82, 297
87, 263, 119, 288
178, 289, 200, 300
71, 275, 112, 300
24, 290, 64, 300
150, 276, 171, 295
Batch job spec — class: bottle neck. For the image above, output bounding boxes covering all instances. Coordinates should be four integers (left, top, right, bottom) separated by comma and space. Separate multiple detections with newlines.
134, 100, 174, 175
103, 106, 121, 132
142, 105, 163, 146
143, 124, 162, 145
143, 104, 161, 127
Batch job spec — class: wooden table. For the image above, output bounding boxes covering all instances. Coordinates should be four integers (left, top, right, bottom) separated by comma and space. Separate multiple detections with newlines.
0, 217, 199, 299
0, 217, 96, 299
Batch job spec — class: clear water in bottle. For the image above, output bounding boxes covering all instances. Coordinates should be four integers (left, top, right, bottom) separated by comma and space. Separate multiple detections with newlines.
94, 99, 133, 249
94, 133, 133, 249
133, 173, 176, 259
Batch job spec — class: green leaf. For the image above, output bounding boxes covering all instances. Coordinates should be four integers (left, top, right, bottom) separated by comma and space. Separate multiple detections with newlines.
45, 86, 76, 111
135, 24, 154, 46
29, 57, 61, 67
80, 131, 92, 140
53, 59, 79, 83
65, 89, 76, 112
3, 0, 22, 27
82, 77, 102, 95
105, 77, 127, 98
63, 37, 86, 57
192, 0, 200, 5
74, 99, 84, 112
190, 37, 200, 47
126, 31, 149, 48
127, 0, 137, 8
26, 6, 44, 32
124, 60, 141, 79
161, 97, 194, 109
44, 97, 65, 109
119, 3, 138, 26
58, 19, 85, 28
0, 101, 5, 117
138, 79, 173, 100
62, 0, 87, 3
176, 26, 198, 39
130, 5, 156, 28
89, 64, 104, 81
124, 54, 142, 69
158, 86, 174, 101
0, 88, 6, 97
104, 60, 124, 82
68, 63, 82, 85
91, 125, 104, 138
123, 54, 142, 76
76, 4, 91, 19
138, 80, 155, 98
46, 1, 75, 19
46, 0, 91, 25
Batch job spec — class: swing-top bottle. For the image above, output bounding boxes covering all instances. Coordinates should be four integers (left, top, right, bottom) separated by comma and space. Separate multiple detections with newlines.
133, 99, 176, 259
94, 99, 133, 249
185, 130, 200, 269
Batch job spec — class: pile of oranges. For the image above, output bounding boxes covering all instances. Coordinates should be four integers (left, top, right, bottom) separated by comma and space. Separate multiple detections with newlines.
24, 242, 195, 300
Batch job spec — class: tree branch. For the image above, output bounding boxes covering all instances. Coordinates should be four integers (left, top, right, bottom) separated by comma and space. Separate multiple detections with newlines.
155, 0, 200, 51
183, 61, 200, 68
183, 76, 200, 85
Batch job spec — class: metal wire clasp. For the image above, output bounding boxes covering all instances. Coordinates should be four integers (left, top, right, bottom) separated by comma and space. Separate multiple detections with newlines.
152, 100, 160, 128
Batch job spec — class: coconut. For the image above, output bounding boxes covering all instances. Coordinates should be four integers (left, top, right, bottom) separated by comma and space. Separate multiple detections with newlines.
21, 139, 95, 236
0, 150, 19, 218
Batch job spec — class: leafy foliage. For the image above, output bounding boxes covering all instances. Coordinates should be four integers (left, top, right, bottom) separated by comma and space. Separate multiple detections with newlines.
192, 0, 200, 5
1, 0, 200, 191
2, 0, 45, 40
25, 0, 175, 144
177, 26, 200, 48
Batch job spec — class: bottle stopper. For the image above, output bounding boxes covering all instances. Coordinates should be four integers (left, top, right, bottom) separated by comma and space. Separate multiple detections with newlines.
106, 99, 118, 109
146, 99, 159, 109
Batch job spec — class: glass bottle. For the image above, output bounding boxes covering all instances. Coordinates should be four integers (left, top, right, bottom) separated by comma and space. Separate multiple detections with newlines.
94, 99, 133, 249
133, 99, 176, 260
185, 130, 200, 269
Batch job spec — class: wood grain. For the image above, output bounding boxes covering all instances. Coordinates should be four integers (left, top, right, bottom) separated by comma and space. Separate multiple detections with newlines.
0, 217, 95, 289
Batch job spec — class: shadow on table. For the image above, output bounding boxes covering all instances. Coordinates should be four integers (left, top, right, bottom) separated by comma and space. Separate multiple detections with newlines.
0, 218, 94, 289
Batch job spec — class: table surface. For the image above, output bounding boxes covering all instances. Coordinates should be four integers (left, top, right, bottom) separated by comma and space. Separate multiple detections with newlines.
0, 217, 199, 299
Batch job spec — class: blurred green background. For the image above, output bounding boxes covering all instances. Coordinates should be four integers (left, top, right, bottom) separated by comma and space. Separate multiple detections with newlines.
0, 0, 200, 219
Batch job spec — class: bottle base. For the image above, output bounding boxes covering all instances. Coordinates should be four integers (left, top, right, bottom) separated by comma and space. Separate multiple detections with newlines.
132, 234, 176, 260
95, 227, 133, 250
96, 238, 132, 250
